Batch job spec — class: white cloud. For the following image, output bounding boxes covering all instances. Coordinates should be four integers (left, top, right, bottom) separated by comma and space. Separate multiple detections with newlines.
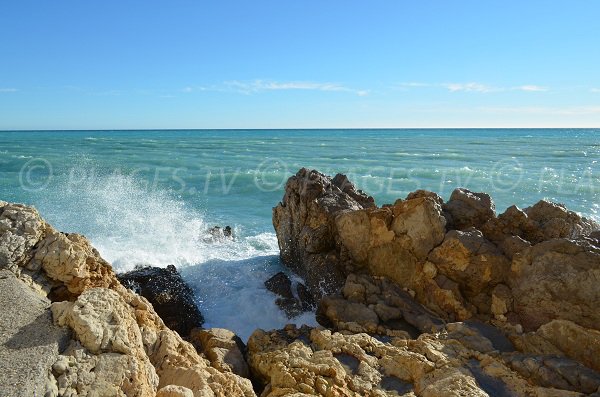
224, 80, 368, 96
401, 82, 549, 93
479, 106, 600, 115
444, 82, 497, 93
516, 85, 548, 92
0, 88, 18, 93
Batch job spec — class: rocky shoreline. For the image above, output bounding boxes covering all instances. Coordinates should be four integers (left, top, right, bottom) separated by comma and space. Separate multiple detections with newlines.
1, 168, 600, 396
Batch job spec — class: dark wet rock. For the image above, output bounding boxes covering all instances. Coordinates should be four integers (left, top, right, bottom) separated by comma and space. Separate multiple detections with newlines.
264, 272, 315, 318
206, 225, 234, 242
264, 272, 293, 300
118, 265, 204, 337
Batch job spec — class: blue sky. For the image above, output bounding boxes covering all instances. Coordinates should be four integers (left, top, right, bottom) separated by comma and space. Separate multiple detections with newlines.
1, 1, 599, 129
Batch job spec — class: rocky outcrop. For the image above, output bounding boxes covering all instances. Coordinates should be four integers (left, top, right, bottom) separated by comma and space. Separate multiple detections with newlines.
118, 265, 204, 338
0, 200, 256, 397
273, 168, 376, 298
272, 169, 600, 395
3, 166, 600, 397
246, 323, 597, 397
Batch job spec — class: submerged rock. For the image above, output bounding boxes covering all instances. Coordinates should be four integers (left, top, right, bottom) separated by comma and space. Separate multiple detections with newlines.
264, 271, 316, 318
118, 265, 204, 338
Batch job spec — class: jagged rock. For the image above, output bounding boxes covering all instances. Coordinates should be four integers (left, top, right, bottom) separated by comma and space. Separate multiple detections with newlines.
513, 320, 600, 373
273, 168, 375, 299
319, 274, 444, 337
317, 296, 380, 333
118, 265, 204, 337
265, 272, 315, 318
265, 272, 294, 299
190, 328, 250, 379
0, 201, 47, 272
0, 200, 256, 397
51, 288, 160, 396
443, 188, 495, 231
428, 229, 510, 300
32, 229, 123, 297
247, 324, 580, 397
483, 201, 598, 248
508, 238, 600, 331
525, 200, 597, 240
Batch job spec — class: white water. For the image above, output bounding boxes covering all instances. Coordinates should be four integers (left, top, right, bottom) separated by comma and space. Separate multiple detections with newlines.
35, 172, 317, 341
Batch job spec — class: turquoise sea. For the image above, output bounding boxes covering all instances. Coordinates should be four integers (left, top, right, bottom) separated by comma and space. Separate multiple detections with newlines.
1, 129, 599, 339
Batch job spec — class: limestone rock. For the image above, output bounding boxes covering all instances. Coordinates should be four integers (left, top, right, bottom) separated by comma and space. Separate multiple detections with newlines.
190, 328, 250, 379
508, 238, 600, 331
428, 229, 511, 301
0, 270, 70, 397
483, 201, 598, 248
443, 188, 495, 231
504, 353, 600, 394
32, 229, 123, 296
157, 385, 195, 397
0, 201, 47, 272
51, 288, 160, 395
118, 265, 204, 337
273, 168, 375, 298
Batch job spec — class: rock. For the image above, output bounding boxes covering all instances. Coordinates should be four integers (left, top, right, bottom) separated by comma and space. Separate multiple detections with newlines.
534, 320, 600, 373
273, 168, 375, 299
508, 238, 600, 331
317, 296, 379, 333
483, 201, 598, 247
0, 200, 256, 397
157, 384, 195, 397
265, 272, 315, 318
443, 188, 495, 231
265, 271, 294, 299
524, 200, 598, 241
504, 353, 600, 394
51, 288, 160, 395
247, 324, 577, 397
0, 270, 70, 397
320, 274, 444, 336
427, 229, 511, 304
118, 265, 204, 337
207, 225, 234, 241
0, 202, 47, 272
190, 328, 250, 379
33, 229, 123, 297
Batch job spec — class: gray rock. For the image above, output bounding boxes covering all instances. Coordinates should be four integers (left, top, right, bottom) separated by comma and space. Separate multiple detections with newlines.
0, 270, 70, 396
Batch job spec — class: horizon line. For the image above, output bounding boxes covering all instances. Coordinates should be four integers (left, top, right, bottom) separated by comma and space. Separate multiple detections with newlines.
1, 126, 599, 132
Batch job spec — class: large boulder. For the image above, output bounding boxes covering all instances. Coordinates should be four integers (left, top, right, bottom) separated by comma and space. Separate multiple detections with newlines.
443, 188, 496, 231
508, 238, 600, 331
273, 169, 375, 298
118, 265, 204, 338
